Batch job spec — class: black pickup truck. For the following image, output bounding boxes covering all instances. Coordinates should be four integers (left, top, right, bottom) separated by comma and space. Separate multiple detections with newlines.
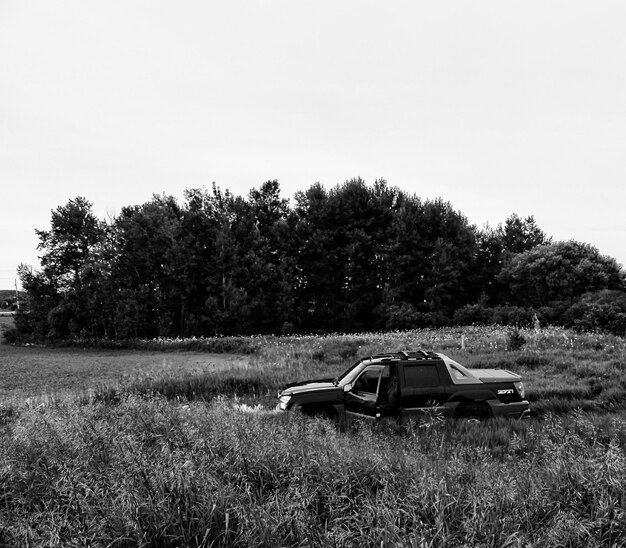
277, 351, 530, 424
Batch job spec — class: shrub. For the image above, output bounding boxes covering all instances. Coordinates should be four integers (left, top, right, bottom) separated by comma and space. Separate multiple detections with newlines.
507, 328, 526, 351
452, 304, 494, 325
493, 306, 535, 327
383, 303, 421, 330
536, 306, 561, 326
1, 324, 18, 344
566, 290, 626, 336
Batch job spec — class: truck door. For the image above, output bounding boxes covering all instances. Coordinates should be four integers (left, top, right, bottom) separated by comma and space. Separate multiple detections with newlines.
399, 361, 450, 421
344, 364, 388, 424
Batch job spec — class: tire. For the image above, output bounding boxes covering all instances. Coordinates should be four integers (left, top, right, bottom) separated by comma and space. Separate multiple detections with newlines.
457, 404, 490, 423
461, 413, 484, 423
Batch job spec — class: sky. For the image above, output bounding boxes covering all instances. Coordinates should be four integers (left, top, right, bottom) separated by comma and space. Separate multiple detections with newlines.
1, 1, 625, 290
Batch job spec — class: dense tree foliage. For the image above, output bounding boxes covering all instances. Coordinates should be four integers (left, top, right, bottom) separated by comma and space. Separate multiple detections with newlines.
14, 180, 626, 340
498, 241, 625, 308
474, 214, 552, 306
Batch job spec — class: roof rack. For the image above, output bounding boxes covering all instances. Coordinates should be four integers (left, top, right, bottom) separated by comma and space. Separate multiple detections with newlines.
361, 351, 441, 364
365, 353, 400, 362
399, 350, 439, 360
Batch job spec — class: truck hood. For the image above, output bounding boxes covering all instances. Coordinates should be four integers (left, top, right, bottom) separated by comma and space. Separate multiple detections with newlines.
281, 379, 339, 395
472, 369, 521, 383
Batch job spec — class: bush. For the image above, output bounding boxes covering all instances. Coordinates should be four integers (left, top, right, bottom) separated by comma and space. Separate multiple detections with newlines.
280, 321, 296, 335
566, 290, 626, 336
536, 305, 561, 326
507, 328, 526, 351
492, 306, 535, 327
1, 325, 18, 344
452, 304, 494, 325
383, 303, 421, 330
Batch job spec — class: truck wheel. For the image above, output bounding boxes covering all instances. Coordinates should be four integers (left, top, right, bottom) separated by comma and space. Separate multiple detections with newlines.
457, 404, 489, 423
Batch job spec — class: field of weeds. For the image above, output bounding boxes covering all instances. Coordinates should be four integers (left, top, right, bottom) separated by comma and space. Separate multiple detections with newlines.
2, 326, 626, 546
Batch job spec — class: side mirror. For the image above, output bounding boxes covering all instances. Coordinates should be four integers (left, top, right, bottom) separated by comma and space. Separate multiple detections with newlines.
343, 383, 352, 392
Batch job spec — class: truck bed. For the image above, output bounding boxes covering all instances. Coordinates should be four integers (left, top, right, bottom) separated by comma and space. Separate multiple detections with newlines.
471, 369, 521, 383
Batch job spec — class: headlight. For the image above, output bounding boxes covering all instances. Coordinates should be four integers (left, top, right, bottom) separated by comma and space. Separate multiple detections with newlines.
278, 394, 292, 411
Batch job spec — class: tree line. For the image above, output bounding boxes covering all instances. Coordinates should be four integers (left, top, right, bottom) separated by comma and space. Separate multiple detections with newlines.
14, 178, 626, 341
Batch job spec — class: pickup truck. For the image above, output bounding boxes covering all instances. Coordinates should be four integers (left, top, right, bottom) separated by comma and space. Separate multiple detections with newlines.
277, 351, 530, 424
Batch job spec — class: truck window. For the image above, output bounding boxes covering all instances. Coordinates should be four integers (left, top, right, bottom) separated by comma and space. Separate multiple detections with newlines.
450, 364, 469, 380
379, 365, 391, 391
403, 364, 440, 388
443, 358, 478, 384
353, 367, 382, 395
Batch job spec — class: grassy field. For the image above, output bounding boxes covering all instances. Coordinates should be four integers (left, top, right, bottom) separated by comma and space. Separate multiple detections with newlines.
0, 345, 251, 403
2, 326, 626, 546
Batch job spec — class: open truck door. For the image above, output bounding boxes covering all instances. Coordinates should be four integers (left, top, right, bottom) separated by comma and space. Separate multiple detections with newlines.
344, 364, 398, 426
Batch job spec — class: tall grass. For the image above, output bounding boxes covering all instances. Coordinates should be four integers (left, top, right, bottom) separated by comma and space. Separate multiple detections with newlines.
57, 335, 264, 354
51, 325, 626, 356
82, 326, 626, 416
2, 396, 626, 547
2, 326, 626, 546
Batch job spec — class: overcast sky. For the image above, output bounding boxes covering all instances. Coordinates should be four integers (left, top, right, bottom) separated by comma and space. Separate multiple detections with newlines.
1, 1, 625, 289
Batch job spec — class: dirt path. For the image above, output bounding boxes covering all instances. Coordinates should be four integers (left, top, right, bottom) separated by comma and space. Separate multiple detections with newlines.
0, 345, 250, 399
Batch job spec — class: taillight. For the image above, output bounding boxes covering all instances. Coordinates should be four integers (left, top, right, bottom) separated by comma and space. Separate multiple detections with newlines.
514, 381, 525, 399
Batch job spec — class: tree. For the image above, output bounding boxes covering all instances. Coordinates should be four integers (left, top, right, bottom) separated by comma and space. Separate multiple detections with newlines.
498, 240, 626, 308
385, 195, 478, 322
17, 197, 105, 339
181, 183, 261, 335
246, 180, 295, 333
15, 264, 59, 339
36, 197, 104, 290
16, 180, 624, 341
475, 214, 551, 305
110, 194, 185, 338
248, 180, 289, 235
292, 179, 398, 332
501, 214, 551, 254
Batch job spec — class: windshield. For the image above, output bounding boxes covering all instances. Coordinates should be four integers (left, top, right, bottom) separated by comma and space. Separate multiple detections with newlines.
334, 359, 367, 385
